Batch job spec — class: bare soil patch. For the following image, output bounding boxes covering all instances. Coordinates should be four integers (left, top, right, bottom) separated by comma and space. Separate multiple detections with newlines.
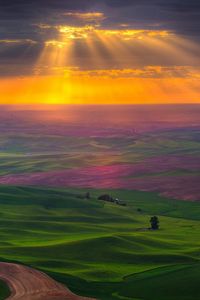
0, 262, 95, 300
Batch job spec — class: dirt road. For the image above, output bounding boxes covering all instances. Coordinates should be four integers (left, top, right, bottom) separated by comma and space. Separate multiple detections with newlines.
0, 262, 96, 300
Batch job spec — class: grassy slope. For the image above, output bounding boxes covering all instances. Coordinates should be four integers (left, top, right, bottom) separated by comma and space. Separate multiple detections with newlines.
0, 186, 200, 299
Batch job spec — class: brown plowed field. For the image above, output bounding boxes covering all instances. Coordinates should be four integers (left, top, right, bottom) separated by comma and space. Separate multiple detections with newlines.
0, 263, 95, 300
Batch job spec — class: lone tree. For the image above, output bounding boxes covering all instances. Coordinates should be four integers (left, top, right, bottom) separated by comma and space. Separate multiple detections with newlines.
150, 216, 159, 230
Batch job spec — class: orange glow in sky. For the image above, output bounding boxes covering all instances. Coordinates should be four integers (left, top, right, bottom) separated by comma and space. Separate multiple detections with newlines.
1, 74, 200, 105
1, 23, 200, 104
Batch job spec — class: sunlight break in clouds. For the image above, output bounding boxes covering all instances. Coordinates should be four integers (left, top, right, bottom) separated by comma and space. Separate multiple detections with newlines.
63, 12, 106, 22
0, 7, 200, 104
0, 39, 37, 44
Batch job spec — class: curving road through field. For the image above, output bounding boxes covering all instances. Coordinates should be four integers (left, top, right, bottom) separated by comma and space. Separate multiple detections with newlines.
0, 262, 96, 300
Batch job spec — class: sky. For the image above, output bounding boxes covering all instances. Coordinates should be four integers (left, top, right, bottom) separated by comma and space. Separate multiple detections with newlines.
0, 0, 200, 104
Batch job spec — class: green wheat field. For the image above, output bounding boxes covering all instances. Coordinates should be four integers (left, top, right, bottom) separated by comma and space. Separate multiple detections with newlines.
0, 186, 200, 299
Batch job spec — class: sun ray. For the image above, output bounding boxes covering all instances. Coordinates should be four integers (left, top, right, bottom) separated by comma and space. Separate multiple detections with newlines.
1, 21, 200, 105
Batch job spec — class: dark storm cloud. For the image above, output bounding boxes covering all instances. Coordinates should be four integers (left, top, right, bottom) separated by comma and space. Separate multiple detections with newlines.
160, 0, 200, 36
1, 0, 200, 39
0, 0, 199, 28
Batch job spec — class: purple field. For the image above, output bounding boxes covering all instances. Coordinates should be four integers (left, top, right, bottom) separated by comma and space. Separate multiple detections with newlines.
0, 105, 199, 201
0, 155, 199, 201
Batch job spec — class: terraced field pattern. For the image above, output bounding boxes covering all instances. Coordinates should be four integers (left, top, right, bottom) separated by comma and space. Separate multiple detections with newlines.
0, 105, 200, 299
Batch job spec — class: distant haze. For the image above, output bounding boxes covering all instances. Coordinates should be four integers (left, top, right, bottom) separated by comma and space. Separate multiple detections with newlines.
0, 104, 199, 134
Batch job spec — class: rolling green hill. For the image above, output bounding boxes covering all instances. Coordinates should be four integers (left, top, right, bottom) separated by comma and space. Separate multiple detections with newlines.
0, 186, 200, 299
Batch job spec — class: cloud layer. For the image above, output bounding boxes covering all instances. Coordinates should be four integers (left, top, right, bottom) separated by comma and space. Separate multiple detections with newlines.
0, 0, 200, 78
